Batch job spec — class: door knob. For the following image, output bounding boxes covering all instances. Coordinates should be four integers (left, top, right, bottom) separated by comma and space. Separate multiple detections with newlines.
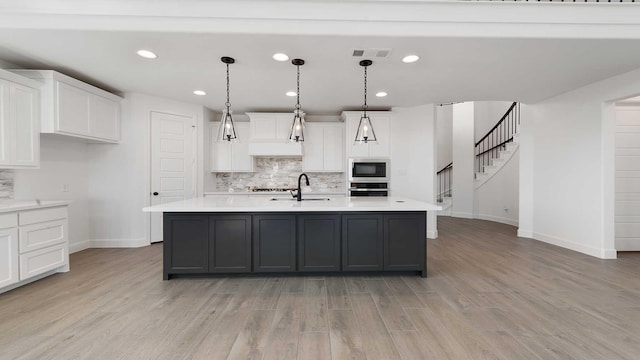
153, 192, 159, 196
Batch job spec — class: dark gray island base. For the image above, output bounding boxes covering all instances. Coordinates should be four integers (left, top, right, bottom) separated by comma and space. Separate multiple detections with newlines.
163, 211, 427, 280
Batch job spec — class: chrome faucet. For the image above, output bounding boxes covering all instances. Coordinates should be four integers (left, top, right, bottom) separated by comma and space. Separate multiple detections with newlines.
295, 173, 309, 202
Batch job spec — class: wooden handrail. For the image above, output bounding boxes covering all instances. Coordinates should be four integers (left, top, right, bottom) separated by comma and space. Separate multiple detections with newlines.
437, 162, 453, 175
475, 102, 517, 147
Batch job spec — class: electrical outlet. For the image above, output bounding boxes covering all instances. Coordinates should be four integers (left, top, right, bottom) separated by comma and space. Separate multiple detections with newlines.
62, 184, 69, 192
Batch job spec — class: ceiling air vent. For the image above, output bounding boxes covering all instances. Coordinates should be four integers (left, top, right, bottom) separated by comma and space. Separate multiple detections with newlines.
351, 48, 392, 60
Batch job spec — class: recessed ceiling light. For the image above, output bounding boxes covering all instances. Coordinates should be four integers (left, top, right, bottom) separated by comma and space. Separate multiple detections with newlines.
376, 92, 388, 97
402, 55, 420, 63
193, 90, 206, 96
137, 49, 157, 59
273, 53, 290, 62
286, 91, 297, 97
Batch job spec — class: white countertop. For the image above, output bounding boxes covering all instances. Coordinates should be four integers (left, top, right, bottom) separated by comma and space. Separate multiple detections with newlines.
0, 200, 71, 213
143, 196, 440, 213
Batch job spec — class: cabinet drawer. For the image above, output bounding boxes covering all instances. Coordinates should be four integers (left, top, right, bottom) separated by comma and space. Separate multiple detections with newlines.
19, 206, 67, 226
19, 219, 67, 254
19, 243, 67, 280
0, 213, 18, 229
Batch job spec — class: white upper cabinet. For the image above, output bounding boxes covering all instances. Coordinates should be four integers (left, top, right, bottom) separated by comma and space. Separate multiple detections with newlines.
302, 123, 345, 172
0, 70, 40, 169
11, 70, 121, 143
246, 113, 302, 156
342, 111, 391, 159
210, 122, 253, 172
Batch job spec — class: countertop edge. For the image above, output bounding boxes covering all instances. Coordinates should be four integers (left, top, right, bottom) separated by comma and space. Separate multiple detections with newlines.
0, 200, 72, 213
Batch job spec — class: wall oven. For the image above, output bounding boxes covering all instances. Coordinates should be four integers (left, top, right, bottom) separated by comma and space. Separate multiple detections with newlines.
349, 182, 389, 197
348, 158, 390, 182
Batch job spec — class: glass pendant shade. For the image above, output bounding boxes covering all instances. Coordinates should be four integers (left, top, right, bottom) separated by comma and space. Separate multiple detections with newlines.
354, 114, 376, 144
289, 109, 305, 142
218, 109, 237, 142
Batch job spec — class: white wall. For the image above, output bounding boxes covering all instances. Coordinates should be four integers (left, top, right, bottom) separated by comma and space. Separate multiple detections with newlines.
474, 149, 519, 226
451, 102, 475, 218
614, 105, 640, 251
87, 93, 206, 247
436, 105, 453, 171
391, 104, 438, 238
521, 66, 640, 259
13, 136, 90, 252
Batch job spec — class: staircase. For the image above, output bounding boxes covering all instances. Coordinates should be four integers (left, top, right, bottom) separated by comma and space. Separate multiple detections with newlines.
474, 102, 520, 187
437, 102, 520, 216
436, 162, 452, 216
475, 132, 519, 188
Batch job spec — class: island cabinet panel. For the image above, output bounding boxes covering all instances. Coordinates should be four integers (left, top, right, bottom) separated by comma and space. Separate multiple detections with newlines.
163, 215, 209, 279
342, 214, 384, 271
297, 215, 341, 272
384, 214, 426, 274
209, 215, 251, 273
253, 215, 296, 272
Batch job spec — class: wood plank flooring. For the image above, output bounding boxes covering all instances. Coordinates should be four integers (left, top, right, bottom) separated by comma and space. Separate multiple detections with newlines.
2, 216, 640, 359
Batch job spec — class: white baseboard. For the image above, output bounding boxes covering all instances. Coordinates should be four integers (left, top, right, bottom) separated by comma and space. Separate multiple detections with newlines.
0, 268, 60, 295
533, 232, 617, 259
474, 214, 518, 227
69, 240, 91, 254
427, 230, 438, 239
615, 238, 640, 251
451, 211, 474, 219
517, 229, 533, 238
90, 238, 149, 248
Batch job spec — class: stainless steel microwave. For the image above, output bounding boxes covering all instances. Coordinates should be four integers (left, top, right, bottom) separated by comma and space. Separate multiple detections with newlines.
348, 158, 390, 182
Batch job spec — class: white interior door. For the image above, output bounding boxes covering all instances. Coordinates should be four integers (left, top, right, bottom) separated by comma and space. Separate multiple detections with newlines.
150, 111, 196, 243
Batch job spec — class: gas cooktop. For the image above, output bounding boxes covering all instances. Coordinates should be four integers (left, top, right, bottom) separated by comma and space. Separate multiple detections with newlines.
249, 187, 297, 192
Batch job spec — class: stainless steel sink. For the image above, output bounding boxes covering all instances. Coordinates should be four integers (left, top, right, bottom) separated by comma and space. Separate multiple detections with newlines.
269, 198, 331, 201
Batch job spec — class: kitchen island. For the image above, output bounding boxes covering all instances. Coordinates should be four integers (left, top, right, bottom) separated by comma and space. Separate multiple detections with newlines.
143, 196, 440, 279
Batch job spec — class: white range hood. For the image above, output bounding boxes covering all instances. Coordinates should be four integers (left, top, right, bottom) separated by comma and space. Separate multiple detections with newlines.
246, 112, 303, 157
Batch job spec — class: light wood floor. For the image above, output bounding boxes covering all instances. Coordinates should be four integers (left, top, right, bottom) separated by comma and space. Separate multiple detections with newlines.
2, 217, 640, 360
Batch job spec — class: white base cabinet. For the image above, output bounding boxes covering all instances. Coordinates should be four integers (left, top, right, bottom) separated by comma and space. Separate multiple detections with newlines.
10, 70, 121, 143
210, 122, 254, 172
303, 123, 345, 172
0, 215, 19, 288
0, 69, 40, 169
0, 206, 69, 294
342, 111, 391, 159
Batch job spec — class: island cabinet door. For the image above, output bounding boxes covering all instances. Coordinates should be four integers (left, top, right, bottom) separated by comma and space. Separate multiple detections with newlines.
253, 215, 296, 272
163, 215, 209, 278
342, 214, 384, 271
297, 215, 341, 272
384, 213, 426, 272
209, 215, 251, 273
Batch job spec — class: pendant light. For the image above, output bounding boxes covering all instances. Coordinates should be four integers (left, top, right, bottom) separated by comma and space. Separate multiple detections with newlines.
354, 60, 377, 144
218, 56, 237, 142
288, 58, 305, 142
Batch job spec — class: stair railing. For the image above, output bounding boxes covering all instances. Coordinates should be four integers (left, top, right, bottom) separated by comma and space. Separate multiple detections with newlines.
475, 102, 520, 174
436, 162, 453, 203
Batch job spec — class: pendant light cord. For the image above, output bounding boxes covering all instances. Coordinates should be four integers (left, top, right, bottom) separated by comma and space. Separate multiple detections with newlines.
225, 63, 231, 112
296, 64, 301, 110
362, 65, 368, 116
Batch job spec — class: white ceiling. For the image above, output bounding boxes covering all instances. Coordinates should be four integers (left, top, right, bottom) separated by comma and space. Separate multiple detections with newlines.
1, 29, 640, 114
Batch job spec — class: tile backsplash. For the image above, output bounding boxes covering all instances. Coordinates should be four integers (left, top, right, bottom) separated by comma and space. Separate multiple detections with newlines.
0, 170, 14, 200
214, 157, 344, 193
